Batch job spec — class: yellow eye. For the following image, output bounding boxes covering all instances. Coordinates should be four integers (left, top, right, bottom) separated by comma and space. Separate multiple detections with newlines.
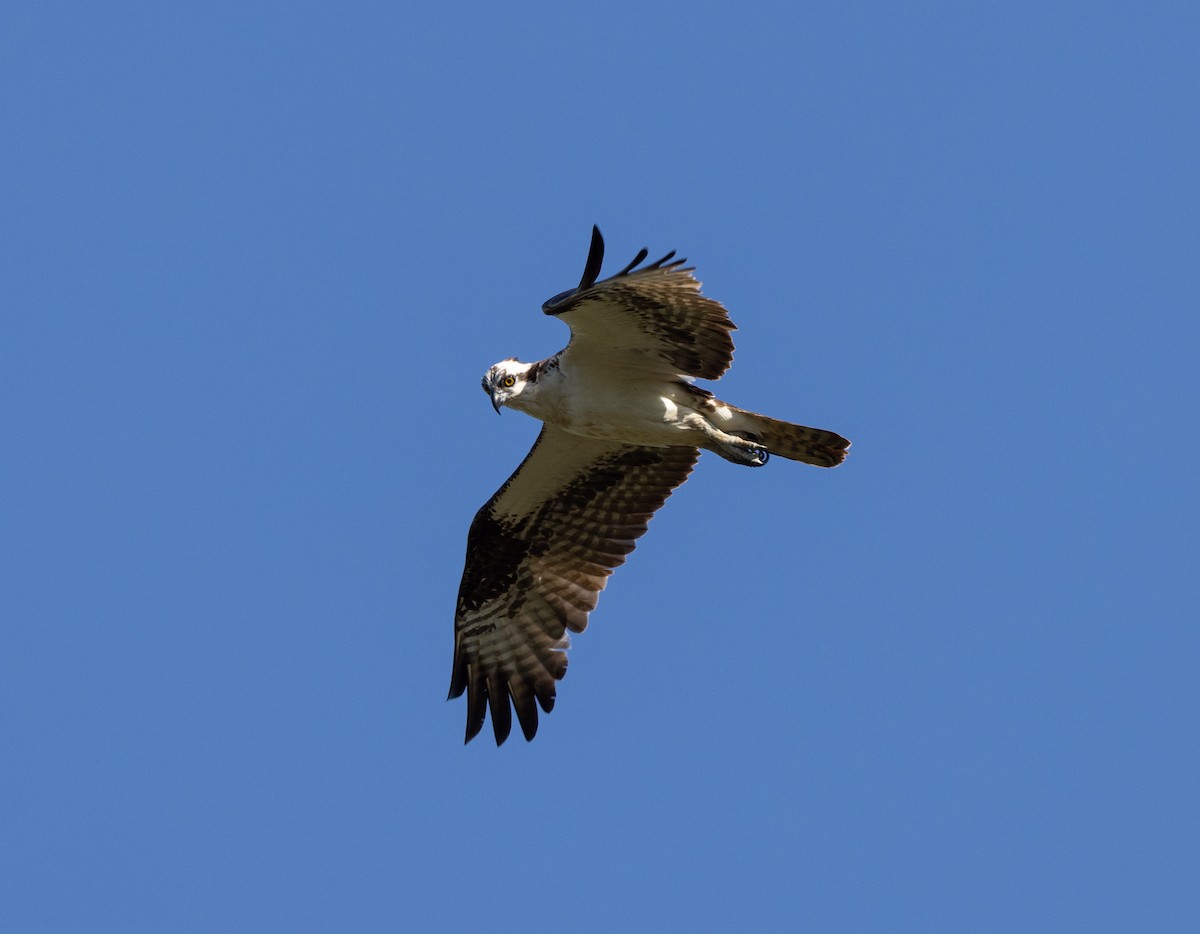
502, 375, 516, 388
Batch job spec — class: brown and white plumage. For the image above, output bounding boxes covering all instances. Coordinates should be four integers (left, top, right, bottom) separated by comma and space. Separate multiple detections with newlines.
544, 227, 737, 381
449, 427, 698, 745
449, 227, 850, 745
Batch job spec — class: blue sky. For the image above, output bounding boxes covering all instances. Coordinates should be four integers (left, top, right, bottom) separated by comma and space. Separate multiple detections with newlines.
3, 2, 1197, 931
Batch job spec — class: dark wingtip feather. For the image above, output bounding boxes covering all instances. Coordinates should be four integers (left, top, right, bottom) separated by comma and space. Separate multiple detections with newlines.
487, 676, 513, 746
578, 225, 605, 291
510, 682, 541, 742
463, 673, 486, 744
534, 676, 559, 714
615, 247, 650, 277
646, 249, 678, 270
447, 652, 466, 701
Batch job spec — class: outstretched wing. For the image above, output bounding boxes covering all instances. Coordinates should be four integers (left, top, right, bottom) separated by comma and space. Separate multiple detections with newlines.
449, 425, 699, 745
543, 226, 737, 380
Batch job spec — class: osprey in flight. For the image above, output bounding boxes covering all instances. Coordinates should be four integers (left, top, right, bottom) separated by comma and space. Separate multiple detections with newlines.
449, 227, 849, 745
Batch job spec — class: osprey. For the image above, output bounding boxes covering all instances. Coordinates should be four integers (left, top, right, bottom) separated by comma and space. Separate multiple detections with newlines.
449, 227, 849, 745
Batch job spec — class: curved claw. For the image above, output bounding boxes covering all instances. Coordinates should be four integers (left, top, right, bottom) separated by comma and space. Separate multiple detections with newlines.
707, 434, 770, 467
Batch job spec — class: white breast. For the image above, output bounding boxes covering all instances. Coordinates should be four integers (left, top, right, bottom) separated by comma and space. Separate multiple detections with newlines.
554, 370, 701, 447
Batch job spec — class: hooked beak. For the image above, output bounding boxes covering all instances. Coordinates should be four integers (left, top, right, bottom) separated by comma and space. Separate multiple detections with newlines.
483, 373, 504, 414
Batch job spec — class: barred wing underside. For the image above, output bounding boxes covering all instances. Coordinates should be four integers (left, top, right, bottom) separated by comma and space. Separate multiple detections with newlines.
543, 227, 737, 381
449, 426, 699, 745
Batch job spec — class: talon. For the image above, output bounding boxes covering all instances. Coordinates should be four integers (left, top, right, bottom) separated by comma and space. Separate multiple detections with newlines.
708, 435, 770, 467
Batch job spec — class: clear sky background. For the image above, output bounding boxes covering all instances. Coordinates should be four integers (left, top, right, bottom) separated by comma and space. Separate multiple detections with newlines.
3, 2, 1197, 931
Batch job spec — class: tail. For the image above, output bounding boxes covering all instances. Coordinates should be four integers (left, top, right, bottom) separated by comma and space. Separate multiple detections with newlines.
723, 405, 850, 468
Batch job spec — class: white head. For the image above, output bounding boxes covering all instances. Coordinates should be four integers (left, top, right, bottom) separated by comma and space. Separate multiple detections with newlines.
481, 358, 536, 413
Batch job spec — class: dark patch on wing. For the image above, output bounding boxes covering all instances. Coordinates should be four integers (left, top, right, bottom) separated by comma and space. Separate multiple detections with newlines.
553, 446, 660, 512
524, 355, 559, 385
449, 427, 699, 745
455, 511, 531, 616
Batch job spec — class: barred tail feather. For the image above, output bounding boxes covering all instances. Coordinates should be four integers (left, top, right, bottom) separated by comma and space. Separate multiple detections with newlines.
726, 406, 850, 468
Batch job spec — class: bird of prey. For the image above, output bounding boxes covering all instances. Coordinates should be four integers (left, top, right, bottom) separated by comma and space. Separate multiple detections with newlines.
449, 227, 849, 745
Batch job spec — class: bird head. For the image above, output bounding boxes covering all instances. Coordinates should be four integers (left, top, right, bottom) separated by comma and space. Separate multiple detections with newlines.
481, 358, 532, 414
